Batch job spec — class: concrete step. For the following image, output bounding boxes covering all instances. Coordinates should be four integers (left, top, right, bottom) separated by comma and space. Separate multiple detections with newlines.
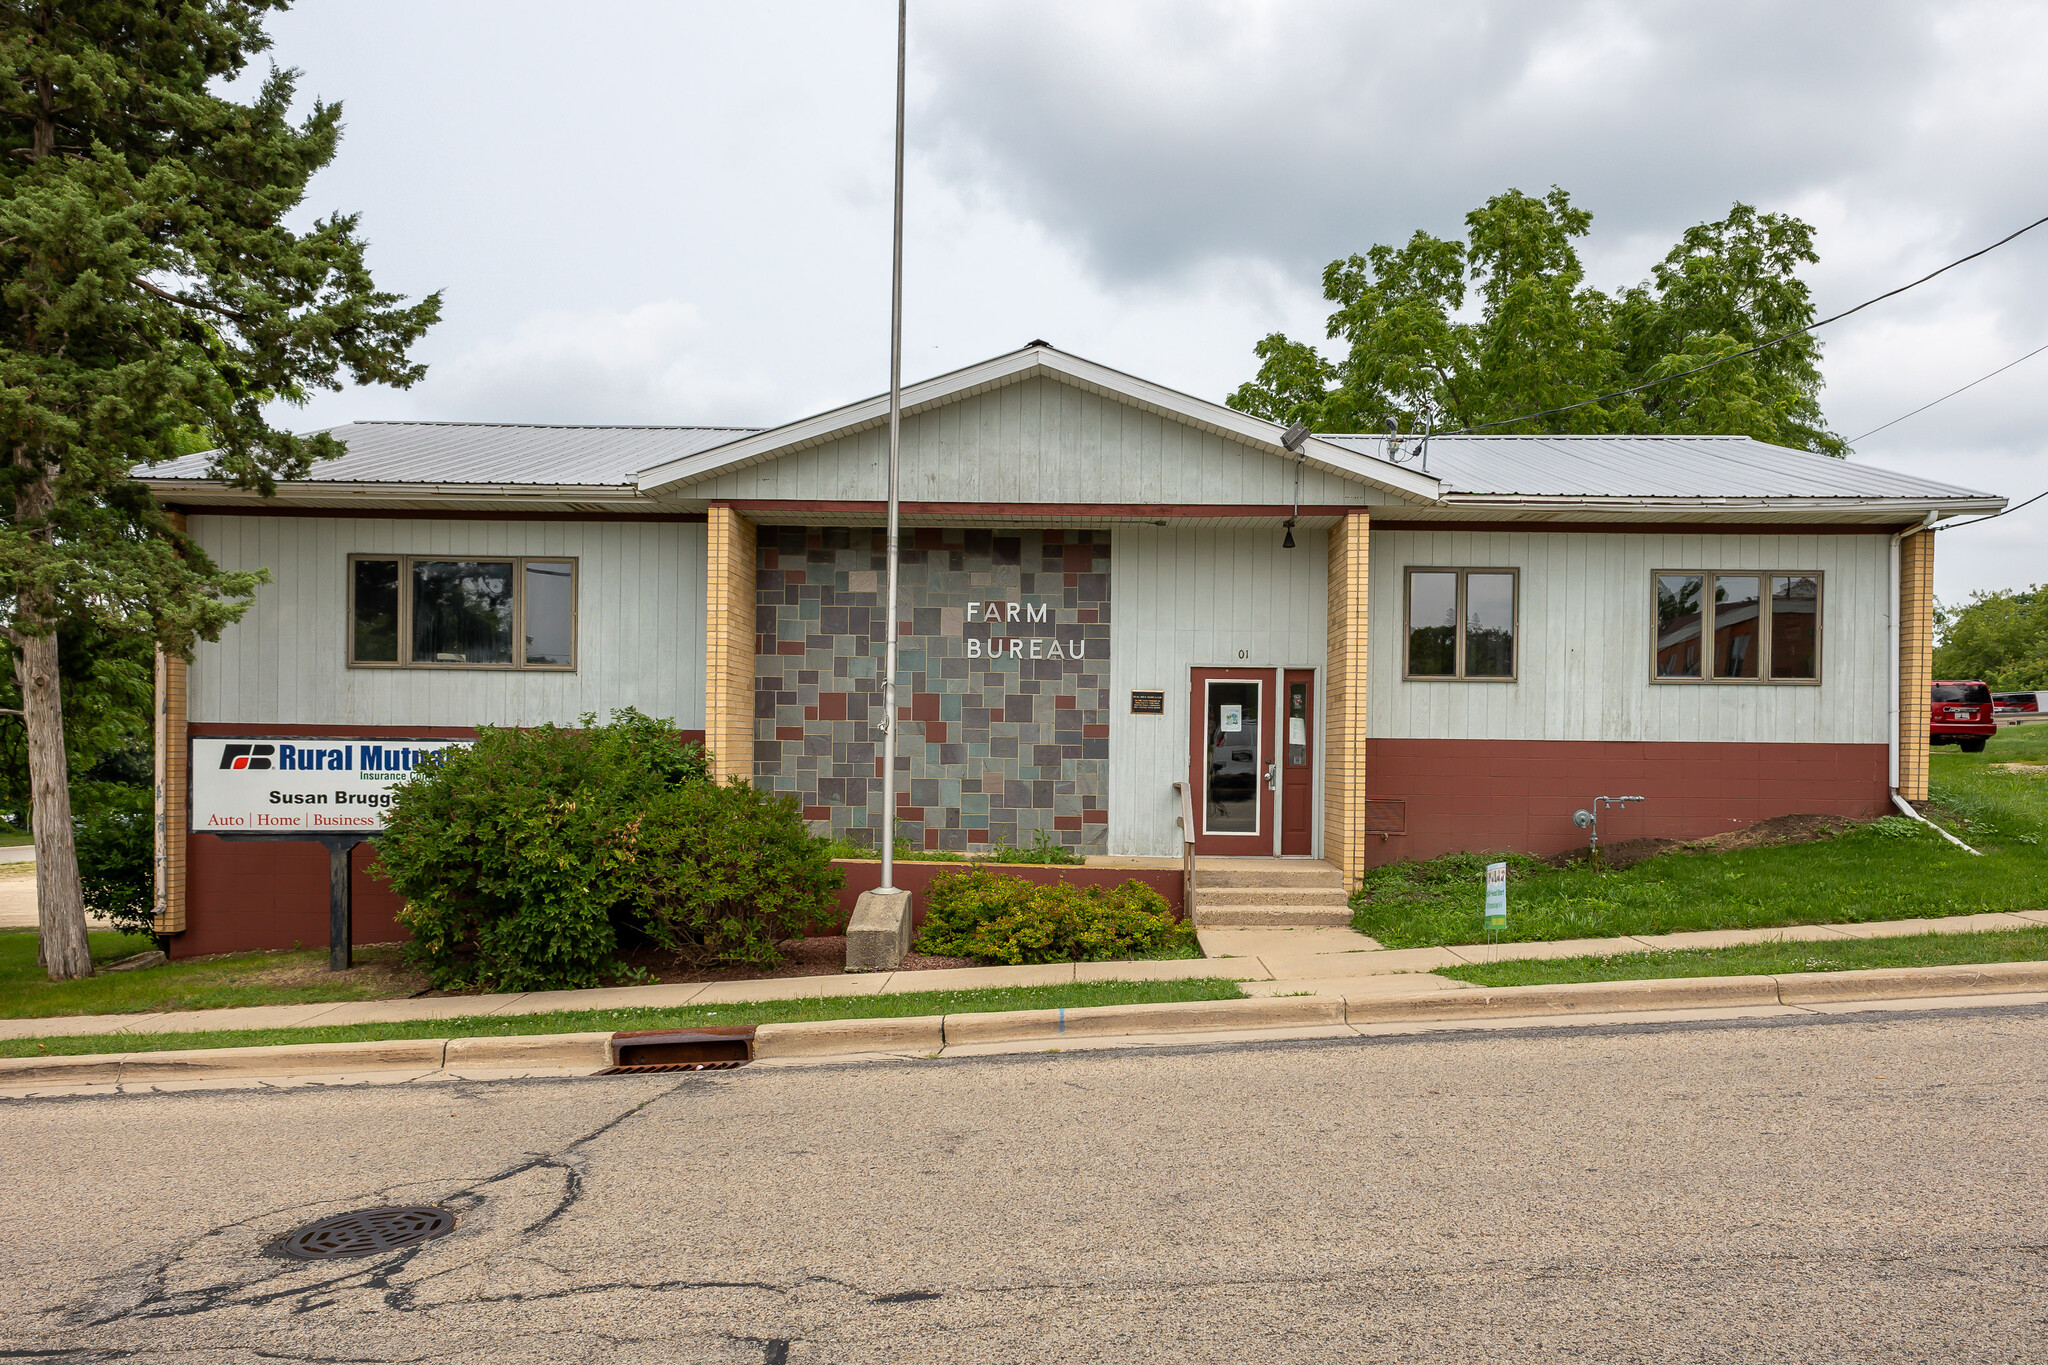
1195, 887, 1350, 908
1194, 863, 1344, 889
1195, 905, 1354, 928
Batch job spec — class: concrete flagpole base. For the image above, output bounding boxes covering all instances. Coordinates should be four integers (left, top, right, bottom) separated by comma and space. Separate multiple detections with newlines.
845, 888, 914, 972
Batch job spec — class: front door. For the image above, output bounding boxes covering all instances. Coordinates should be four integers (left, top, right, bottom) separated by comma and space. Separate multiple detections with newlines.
1281, 669, 1314, 855
1190, 669, 1274, 856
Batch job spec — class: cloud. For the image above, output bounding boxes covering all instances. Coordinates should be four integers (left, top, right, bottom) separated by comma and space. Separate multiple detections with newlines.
913, 0, 1937, 282
427, 302, 784, 426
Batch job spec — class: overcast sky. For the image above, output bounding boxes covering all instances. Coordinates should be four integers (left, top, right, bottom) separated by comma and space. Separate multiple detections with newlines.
256, 0, 2045, 602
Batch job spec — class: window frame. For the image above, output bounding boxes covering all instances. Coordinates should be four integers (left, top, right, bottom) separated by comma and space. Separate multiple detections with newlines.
1401, 566, 1521, 683
347, 553, 579, 672
1650, 569, 1823, 686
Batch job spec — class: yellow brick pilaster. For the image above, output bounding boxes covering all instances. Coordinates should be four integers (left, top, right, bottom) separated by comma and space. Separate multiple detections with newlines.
152, 649, 189, 935
704, 505, 759, 785
153, 510, 189, 936
1324, 511, 1371, 888
1898, 526, 1935, 801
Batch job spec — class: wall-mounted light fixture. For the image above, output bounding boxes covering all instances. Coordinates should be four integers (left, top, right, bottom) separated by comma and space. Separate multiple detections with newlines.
1280, 422, 1311, 549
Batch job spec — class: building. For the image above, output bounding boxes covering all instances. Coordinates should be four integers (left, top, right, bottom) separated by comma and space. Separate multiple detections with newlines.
143, 343, 2002, 955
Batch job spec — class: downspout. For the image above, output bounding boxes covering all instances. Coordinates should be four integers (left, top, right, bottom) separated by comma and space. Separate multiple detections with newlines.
1887, 511, 1982, 855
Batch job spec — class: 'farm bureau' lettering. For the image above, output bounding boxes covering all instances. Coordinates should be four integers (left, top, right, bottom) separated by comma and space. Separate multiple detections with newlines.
963, 599, 1091, 660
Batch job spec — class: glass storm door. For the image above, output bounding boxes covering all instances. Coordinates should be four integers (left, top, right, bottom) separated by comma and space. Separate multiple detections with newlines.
1189, 669, 1274, 856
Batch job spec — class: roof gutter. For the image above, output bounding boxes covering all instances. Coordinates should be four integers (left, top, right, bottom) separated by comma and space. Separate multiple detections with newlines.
1438, 494, 2008, 516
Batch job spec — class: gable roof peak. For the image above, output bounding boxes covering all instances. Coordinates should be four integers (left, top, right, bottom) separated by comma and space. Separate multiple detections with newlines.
635, 342, 1444, 502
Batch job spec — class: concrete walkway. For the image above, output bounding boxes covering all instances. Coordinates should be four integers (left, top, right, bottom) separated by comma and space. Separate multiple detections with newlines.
4, 908, 2046, 1042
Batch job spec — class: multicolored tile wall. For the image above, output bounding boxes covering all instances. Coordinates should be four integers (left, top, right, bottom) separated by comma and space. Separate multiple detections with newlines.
752, 526, 1111, 853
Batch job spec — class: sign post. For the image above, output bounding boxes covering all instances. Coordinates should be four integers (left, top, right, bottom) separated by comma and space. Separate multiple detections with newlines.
1484, 860, 1507, 958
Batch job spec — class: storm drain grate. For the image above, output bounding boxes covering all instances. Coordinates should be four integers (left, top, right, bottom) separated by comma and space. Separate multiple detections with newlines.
597, 1059, 747, 1075
274, 1206, 456, 1260
602, 1026, 756, 1074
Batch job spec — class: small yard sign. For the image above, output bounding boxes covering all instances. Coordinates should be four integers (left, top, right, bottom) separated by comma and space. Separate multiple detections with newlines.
1484, 861, 1507, 931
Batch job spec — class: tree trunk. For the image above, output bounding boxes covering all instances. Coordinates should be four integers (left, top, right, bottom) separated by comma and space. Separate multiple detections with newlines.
11, 463, 90, 980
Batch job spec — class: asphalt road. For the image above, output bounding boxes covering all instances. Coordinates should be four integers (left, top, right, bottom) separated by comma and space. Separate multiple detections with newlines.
4, 1005, 2046, 1363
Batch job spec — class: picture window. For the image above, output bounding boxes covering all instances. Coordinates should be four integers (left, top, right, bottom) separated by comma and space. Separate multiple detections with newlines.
349, 555, 577, 670
1654, 570, 1820, 684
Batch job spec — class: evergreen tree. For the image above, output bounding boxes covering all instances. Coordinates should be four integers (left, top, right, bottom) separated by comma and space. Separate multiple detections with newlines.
1231, 188, 1843, 455
0, 1, 438, 978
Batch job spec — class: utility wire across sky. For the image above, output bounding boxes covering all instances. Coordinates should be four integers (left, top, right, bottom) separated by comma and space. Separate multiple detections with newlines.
1448, 210, 2048, 436
1847, 337, 2048, 445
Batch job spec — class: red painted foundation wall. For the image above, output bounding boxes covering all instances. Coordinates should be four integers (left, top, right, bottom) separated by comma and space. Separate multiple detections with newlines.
1363, 739, 1890, 867
174, 835, 407, 959
171, 848, 1183, 958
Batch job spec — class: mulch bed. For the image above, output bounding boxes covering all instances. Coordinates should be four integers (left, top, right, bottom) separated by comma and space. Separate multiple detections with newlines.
1544, 812, 1868, 871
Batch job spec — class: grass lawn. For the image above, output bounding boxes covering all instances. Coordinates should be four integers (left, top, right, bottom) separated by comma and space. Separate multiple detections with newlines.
1439, 924, 2048, 988
1353, 725, 2048, 949
0, 976, 1247, 1058
0, 930, 424, 1019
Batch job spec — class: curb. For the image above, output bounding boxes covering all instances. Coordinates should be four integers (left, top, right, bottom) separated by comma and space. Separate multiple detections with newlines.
6, 961, 2048, 1087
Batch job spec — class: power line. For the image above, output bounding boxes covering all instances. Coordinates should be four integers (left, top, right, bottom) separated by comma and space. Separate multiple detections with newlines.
1935, 486, 2047, 533
1847, 337, 2048, 444
1449, 211, 2048, 435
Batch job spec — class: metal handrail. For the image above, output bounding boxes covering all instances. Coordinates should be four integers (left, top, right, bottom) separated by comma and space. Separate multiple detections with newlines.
1172, 780, 1195, 922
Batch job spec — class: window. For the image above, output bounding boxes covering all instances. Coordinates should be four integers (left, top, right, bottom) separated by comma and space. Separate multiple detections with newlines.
1404, 567, 1518, 681
1654, 570, 1820, 684
349, 555, 577, 669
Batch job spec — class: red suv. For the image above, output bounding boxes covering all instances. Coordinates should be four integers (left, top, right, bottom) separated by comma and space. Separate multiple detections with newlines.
1931, 680, 1996, 753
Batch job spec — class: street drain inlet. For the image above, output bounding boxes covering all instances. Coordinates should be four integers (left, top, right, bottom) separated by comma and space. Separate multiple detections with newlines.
600, 1026, 756, 1074
274, 1206, 456, 1260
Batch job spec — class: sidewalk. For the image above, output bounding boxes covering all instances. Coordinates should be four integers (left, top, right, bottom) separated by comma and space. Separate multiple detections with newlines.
5, 908, 2046, 1042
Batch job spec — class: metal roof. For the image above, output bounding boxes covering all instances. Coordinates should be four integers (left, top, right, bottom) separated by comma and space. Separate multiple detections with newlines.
1318, 433, 1993, 502
143, 409, 1999, 510
149, 421, 758, 487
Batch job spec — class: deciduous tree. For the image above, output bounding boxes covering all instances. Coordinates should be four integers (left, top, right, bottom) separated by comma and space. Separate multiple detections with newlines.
1231, 188, 1843, 455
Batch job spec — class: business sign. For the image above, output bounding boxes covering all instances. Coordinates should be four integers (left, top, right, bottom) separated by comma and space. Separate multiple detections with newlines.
1484, 861, 1507, 931
961, 598, 1100, 660
189, 736, 471, 834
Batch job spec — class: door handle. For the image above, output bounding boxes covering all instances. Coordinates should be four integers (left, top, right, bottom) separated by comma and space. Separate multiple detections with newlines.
1265, 762, 1278, 792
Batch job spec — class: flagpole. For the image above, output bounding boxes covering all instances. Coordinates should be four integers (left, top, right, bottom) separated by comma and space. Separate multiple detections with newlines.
879, 0, 906, 893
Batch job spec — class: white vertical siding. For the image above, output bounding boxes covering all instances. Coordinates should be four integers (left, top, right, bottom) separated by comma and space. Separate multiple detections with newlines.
1107, 526, 1330, 856
1368, 530, 1890, 744
186, 516, 707, 728
693, 376, 1392, 506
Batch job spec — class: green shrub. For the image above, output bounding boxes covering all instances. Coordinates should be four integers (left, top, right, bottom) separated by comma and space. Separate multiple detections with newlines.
624, 780, 844, 969
375, 709, 837, 991
914, 869, 1191, 964
74, 796, 158, 946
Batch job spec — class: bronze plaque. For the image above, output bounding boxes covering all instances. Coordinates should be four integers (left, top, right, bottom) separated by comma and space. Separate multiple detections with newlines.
1129, 690, 1165, 715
